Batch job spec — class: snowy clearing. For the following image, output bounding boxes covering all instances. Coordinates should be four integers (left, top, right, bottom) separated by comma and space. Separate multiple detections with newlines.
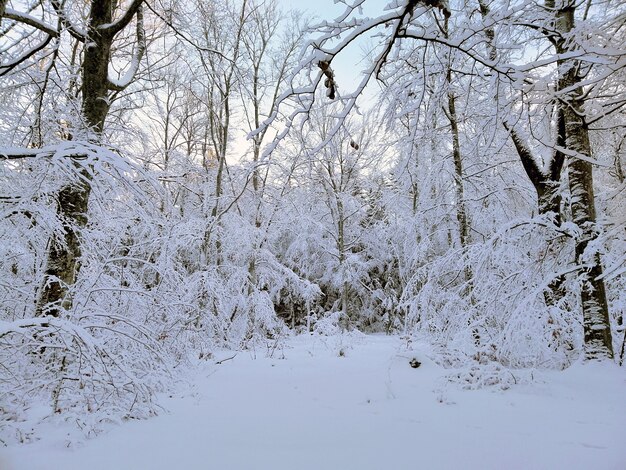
1, 334, 624, 470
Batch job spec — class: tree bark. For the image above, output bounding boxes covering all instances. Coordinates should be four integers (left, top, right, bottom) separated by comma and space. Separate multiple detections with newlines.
614, 135, 625, 184
0, 0, 8, 18
504, 116, 564, 222
553, 2, 613, 359
481, 0, 567, 306
443, 18, 470, 252
36, 1, 142, 316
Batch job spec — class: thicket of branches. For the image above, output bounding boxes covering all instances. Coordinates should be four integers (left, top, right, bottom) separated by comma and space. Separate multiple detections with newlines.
1, 0, 624, 444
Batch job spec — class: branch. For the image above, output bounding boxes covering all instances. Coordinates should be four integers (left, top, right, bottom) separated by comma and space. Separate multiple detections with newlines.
215, 354, 237, 365
0, 317, 52, 338
512, 21, 562, 48
107, 5, 145, 91
142, 0, 233, 63
0, 34, 54, 77
0, 146, 87, 160
3, 8, 58, 37
50, 0, 86, 41
99, 0, 145, 36
0, 7, 61, 76
502, 122, 545, 189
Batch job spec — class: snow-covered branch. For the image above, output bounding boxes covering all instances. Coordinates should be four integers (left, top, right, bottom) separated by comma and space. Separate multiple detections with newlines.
107, 5, 145, 91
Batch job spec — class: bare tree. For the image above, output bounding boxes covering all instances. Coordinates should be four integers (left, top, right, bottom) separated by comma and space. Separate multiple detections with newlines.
258, 0, 624, 360
35, 0, 146, 316
239, 1, 304, 290
549, 0, 613, 359
2, 1, 147, 316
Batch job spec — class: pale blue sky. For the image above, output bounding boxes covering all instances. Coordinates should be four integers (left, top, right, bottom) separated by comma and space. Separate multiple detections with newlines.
277, 0, 390, 99
278, 0, 388, 18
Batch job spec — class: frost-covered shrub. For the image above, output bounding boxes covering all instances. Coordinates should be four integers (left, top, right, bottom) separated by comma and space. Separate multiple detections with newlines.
403, 215, 581, 369
0, 315, 166, 443
0, 146, 324, 443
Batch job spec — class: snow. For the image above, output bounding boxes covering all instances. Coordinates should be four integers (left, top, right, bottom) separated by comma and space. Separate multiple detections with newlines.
3, 9, 58, 37
1, 334, 624, 470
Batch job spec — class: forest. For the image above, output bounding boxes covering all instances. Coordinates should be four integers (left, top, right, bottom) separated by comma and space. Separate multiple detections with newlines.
0, 0, 625, 460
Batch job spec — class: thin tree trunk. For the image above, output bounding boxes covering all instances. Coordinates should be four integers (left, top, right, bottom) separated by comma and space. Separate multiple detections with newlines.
443, 18, 472, 298
203, 0, 248, 266
447, 89, 469, 249
614, 135, 625, 184
445, 73, 469, 250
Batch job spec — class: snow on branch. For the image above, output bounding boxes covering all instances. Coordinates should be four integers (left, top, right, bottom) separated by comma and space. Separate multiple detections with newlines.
249, 0, 482, 160
107, 5, 146, 91
0, 317, 101, 355
99, 0, 145, 35
141, 1, 234, 63
3, 8, 59, 37
0, 33, 56, 76
0, 145, 87, 160
50, 0, 87, 41
249, 5, 412, 157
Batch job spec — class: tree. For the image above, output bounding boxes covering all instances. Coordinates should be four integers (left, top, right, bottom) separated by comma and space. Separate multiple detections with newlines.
300, 107, 379, 328
1, 0, 147, 316
549, 0, 614, 358
261, 0, 624, 361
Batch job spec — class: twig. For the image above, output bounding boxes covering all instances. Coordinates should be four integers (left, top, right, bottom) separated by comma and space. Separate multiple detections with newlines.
215, 354, 237, 365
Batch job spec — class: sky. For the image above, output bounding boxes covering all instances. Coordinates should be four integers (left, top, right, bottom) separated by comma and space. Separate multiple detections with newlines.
228, 0, 390, 161
278, 0, 389, 18
277, 0, 391, 95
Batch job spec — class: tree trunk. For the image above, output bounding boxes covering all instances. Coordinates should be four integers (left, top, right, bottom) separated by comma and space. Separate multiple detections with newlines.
447, 88, 469, 249
0, 0, 8, 19
443, 18, 473, 300
444, 62, 469, 250
36, 182, 90, 316
36, 0, 119, 316
483, 0, 566, 306
614, 135, 625, 184
337, 197, 350, 329
503, 115, 564, 222
554, 3, 613, 359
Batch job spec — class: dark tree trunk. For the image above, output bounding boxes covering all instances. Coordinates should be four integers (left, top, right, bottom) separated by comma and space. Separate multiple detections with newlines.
553, 3, 613, 360
36, 180, 90, 316
36, 0, 140, 316
0, 0, 9, 20
504, 116, 564, 222
443, 18, 469, 251
503, 112, 566, 306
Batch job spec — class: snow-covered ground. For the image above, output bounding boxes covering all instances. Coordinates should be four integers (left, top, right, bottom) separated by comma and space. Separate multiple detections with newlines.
1, 334, 624, 470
